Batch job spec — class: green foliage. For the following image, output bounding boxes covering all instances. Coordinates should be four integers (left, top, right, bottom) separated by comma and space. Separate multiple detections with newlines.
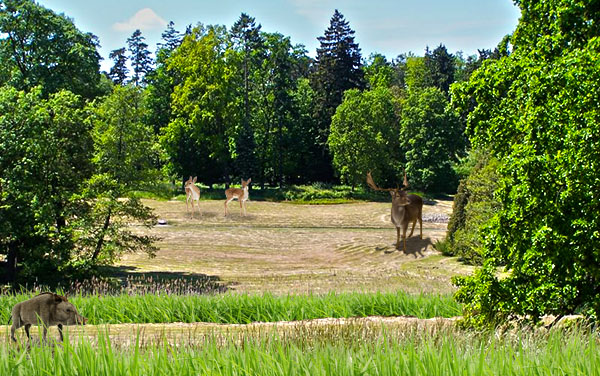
0, 0, 103, 99
0, 87, 93, 283
144, 22, 183, 136
328, 87, 401, 188
445, 151, 501, 264
424, 44, 455, 93
452, 0, 600, 326
364, 53, 396, 89
78, 85, 160, 266
400, 87, 464, 192
108, 47, 128, 85
404, 56, 428, 91
162, 24, 236, 184
251, 33, 306, 187
126, 29, 153, 86
310, 9, 365, 182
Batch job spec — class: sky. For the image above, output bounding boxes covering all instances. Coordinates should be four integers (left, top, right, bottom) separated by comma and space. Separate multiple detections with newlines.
36, 0, 521, 72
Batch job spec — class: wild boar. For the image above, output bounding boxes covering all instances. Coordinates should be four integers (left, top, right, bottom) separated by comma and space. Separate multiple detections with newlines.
9, 292, 87, 342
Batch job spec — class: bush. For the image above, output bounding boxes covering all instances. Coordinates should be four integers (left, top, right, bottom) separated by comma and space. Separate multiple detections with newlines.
444, 150, 501, 264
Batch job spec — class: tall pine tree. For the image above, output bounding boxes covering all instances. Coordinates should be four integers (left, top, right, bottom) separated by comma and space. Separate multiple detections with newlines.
127, 29, 153, 86
108, 47, 128, 85
310, 9, 364, 182
424, 44, 455, 94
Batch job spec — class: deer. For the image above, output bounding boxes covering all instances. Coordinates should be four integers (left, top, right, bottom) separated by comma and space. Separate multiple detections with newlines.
366, 171, 423, 252
224, 178, 251, 216
184, 176, 201, 218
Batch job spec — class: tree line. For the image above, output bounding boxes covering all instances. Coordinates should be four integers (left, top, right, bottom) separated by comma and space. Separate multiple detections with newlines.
0, 0, 497, 281
0, 1, 491, 284
2, 0, 598, 329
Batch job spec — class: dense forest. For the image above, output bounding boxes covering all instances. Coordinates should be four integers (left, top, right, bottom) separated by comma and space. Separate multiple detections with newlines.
0, 0, 487, 283
1, 0, 598, 326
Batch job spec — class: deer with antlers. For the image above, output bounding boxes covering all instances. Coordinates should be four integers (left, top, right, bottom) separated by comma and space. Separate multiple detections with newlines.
224, 178, 251, 216
366, 171, 423, 252
184, 176, 201, 218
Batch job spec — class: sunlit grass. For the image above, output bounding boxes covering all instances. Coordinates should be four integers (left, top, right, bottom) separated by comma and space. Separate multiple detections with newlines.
1, 326, 598, 375
0, 291, 460, 325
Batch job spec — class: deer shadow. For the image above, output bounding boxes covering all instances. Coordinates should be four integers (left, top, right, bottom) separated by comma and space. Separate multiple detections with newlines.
398, 236, 434, 258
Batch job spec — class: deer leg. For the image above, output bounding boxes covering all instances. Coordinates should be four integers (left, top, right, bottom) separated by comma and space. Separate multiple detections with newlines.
419, 216, 423, 239
402, 222, 409, 252
239, 199, 244, 216
395, 227, 401, 248
58, 324, 63, 342
196, 200, 202, 217
408, 220, 417, 237
225, 198, 234, 216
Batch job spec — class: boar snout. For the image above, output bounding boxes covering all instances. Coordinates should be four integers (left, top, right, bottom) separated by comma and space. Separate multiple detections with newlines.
77, 315, 88, 325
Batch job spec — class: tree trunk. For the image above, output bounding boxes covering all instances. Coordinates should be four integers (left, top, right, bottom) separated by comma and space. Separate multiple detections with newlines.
91, 209, 111, 262
4, 242, 18, 282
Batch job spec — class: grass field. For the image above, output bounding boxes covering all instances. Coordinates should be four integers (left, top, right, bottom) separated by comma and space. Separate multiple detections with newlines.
117, 197, 470, 295
3, 197, 598, 374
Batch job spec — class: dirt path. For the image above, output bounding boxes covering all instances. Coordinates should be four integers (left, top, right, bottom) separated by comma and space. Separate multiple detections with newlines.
2, 316, 461, 346
118, 199, 471, 294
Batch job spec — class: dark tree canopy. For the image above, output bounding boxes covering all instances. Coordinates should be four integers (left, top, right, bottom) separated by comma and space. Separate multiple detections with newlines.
127, 29, 153, 86
310, 9, 365, 182
424, 44, 455, 93
230, 13, 263, 181
108, 47, 129, 85
0, 0, 102, 98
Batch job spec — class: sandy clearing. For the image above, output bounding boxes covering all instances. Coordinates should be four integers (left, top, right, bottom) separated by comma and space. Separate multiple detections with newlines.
117, 198, 470, 294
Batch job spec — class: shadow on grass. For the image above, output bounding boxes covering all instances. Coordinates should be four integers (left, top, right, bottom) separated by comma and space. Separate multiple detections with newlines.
401, 237, 434, 258
87, 265, 232, 295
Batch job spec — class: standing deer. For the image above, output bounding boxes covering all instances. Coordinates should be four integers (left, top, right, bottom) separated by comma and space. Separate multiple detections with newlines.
224, 178, 251, 216
366, 171, 423, 252
184, 176, 201, 218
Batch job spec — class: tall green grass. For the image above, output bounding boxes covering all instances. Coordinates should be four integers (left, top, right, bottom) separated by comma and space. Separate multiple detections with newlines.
0, 291, 461, 324
1, 327, 598, 375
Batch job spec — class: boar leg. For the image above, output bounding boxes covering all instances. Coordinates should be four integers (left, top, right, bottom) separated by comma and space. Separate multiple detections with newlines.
10, 325, 17, 342
24, 324, 32, 341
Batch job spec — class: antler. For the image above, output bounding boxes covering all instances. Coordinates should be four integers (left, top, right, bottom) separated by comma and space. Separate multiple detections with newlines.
402, 168, 408, 188
366, 171, 396, 192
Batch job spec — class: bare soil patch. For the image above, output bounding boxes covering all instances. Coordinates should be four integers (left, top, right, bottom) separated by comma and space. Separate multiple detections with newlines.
119, 198, 471, 294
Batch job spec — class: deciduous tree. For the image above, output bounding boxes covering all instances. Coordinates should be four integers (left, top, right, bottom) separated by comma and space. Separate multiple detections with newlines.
0, 0, 102, 98
452, 0, 600, 326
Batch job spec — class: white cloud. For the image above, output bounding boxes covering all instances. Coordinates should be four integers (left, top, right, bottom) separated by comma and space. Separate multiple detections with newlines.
113, 8, 167, 32
289, 0, 331, 25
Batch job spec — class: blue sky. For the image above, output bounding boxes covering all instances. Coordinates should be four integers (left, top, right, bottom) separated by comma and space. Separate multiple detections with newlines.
36, 0, 521, 72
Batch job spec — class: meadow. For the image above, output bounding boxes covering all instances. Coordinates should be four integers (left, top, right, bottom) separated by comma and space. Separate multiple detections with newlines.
2, 196, 598, 375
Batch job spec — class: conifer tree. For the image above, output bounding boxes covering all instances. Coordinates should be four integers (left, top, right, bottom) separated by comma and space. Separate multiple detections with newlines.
424, 44, 455, 93
127, 29, 153, 86
310, 9, 364, 182
108, 47, 128, 85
